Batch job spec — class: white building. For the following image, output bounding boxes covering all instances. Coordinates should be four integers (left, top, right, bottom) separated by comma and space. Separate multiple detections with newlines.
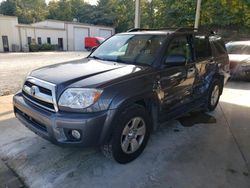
0, 15, 115, 52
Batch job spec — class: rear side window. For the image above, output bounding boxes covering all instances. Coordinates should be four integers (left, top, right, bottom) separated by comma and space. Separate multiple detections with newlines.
210, 37, 227, 57
194, 36, 212, 60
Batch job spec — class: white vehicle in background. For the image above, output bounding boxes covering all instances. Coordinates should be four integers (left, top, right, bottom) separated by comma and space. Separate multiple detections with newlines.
226, 41, 250, 80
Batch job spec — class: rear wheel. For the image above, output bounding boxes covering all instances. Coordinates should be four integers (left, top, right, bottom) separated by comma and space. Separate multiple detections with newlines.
101, 105, 151, 164
206, 79, 222, 111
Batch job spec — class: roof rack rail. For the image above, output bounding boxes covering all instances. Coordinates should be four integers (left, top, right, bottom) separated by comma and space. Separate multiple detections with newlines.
127, 28, 152, 32
127, 27, 196, 33
127, 27, 216, 35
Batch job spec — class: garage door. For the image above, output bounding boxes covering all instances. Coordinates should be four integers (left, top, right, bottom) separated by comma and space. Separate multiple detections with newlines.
99, 29, 112, 39
74, 28, 89, 51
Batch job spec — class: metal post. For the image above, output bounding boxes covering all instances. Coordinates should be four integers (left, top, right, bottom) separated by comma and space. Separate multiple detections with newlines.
194, 0, 202, 30
135, 0, 140, 28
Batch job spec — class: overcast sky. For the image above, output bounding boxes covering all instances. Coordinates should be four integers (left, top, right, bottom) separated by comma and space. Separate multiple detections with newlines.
0, 0, 98, 5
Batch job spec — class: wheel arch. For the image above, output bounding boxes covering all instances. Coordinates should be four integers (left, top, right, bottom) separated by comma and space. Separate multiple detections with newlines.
213, 73, 224, 95
99, 94, 159, 145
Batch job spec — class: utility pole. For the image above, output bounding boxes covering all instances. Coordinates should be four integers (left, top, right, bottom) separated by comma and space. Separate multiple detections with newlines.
135, 0, 140, 28
194, 0, 202, 30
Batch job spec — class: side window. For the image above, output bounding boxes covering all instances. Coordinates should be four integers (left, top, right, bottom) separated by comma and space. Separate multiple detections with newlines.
165, 36, 192, 65
194, 36, 212, 60
211, 40, 227, 56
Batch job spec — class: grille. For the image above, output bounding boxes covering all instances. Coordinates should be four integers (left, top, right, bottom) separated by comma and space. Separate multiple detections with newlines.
22, 77, 57, 112
23, 92, 55, 110
25, 81, 52, 95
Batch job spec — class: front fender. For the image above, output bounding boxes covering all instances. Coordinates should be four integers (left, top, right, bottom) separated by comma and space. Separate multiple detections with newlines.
99, 91, 159, 144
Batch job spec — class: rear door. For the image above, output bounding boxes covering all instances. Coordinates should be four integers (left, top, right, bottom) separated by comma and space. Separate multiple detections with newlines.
192, 35, 213, 97
159, 34, 196, 112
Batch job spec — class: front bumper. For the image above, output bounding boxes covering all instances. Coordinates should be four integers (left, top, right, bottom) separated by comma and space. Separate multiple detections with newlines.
13, 92, 116, 147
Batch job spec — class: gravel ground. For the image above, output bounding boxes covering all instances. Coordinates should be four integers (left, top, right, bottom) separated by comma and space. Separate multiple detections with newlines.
0, 52, 89, 96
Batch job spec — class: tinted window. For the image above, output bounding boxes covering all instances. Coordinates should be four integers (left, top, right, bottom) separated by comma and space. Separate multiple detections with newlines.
165, 36, 192, 64
194, 36, 212, 59
210, 37, 227, 56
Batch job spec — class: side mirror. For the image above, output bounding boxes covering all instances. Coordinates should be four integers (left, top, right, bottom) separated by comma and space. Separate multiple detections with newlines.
165, 54, 186, 66
91, 46, 97, 53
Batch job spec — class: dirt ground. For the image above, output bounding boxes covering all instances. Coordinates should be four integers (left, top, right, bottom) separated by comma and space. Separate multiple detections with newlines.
0, 52, 89, 96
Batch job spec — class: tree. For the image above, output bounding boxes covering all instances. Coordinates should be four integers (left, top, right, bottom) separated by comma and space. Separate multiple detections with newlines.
16, 0, 48, 23
1, 0, 249, 30
92, 0, 117, 26
200, 0, 250, 29
0, 0, 16, 16
77, 3, 96, 24
112, 0, 135, 32
47, 0, 72, 21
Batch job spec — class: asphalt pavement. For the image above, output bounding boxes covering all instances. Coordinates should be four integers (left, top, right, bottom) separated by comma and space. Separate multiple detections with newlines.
0, 52, 89, 96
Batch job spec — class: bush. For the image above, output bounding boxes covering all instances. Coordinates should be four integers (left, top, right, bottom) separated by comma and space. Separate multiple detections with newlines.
29, 44, 40, 52
40, 43, 54, 51
51, 44, 59, 50
29, 43, 55, 52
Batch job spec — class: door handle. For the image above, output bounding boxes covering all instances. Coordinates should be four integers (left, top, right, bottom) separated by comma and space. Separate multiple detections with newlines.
188, 68, 196, 73
187, 68, 196, 77
209, 58, 215, 63
188, 68, 195, 72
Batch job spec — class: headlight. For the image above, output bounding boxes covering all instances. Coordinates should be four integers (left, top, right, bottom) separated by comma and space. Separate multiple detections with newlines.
58, 88, 103, 109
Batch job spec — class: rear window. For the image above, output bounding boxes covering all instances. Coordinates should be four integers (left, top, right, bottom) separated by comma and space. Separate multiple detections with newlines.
194, 36, 212, 60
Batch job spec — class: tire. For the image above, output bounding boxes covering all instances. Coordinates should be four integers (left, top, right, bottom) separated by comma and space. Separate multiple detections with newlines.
101, 105, 151, 164
206, 79, 222, 112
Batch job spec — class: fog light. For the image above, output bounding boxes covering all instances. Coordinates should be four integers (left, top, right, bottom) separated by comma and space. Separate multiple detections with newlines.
71, 130, 81, 140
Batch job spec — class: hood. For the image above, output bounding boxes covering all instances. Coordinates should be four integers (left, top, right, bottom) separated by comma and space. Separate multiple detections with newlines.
228, 54, 250, 63
30, 58, 147, 91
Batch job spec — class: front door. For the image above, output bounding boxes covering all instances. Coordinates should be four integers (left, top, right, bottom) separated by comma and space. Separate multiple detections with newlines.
58, 38, 63, 51
159, 35, 195, 112
2, 36, 9, 52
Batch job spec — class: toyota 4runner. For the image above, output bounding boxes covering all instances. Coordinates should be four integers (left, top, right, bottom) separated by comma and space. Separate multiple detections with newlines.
13, 28, 230, 164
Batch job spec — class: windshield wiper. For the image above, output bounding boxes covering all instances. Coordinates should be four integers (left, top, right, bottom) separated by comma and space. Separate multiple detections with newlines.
89, 56, 118, 63
89, 56, 104, 60
89, 56, 151, 67
116, 59, 151, 67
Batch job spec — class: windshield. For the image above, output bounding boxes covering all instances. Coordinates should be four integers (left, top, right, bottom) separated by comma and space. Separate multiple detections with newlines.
226, 43, 250, 55
97, 38, 105, 44
90, 34, 166, 65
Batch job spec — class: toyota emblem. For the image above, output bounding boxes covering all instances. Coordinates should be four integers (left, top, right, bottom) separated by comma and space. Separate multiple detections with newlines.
30, 86, 38, 96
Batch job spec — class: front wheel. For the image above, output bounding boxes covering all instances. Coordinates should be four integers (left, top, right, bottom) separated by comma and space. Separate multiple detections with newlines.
101, 105, 151, 164
206, 79, 222, 111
